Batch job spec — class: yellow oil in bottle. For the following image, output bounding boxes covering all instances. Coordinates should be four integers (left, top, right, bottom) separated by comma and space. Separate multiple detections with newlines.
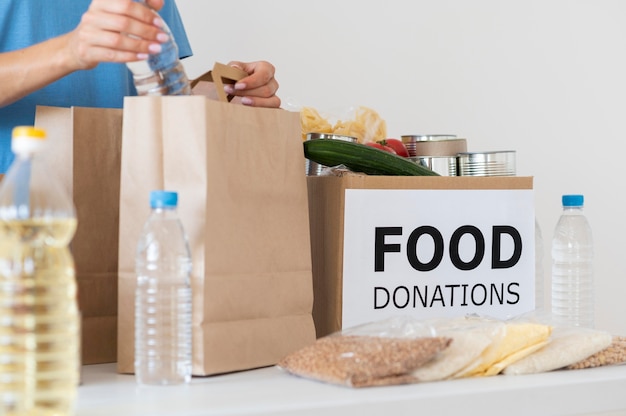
0, 218, 79, 416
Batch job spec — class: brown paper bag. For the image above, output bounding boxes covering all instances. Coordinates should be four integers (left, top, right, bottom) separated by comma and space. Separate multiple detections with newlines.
117, 94, 316, 375
34, 105, 122, 365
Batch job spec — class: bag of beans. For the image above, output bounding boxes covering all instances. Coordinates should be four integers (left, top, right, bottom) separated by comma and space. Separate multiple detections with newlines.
277, 316, 452, 387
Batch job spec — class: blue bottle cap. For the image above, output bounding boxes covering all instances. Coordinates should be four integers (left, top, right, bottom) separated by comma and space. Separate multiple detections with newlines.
562, 194, 584, 207
150, 190, 178, 208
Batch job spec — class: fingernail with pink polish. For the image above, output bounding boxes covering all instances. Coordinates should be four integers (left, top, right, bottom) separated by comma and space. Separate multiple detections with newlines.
241, 97, 253, 105
156, 33, 169, 42
148, 43, 162, 53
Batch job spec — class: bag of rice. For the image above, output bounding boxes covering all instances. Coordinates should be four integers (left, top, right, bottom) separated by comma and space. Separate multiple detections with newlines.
412, 317, 502, 381
503, 327, 613, 375
454, 318, 552, 378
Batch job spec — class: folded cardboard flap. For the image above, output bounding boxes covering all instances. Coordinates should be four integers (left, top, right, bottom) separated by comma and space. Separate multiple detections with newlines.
307, 175, 534, 338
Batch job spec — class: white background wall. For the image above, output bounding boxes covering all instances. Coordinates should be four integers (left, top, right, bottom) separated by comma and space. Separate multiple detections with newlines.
176, 0, 626, 335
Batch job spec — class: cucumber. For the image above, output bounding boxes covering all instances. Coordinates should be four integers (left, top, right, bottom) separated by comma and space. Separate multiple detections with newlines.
304, 139, 440, 176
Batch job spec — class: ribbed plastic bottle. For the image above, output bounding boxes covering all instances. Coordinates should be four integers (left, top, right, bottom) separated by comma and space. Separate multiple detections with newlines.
126, 1, 191, 96
135, 191, 192, 385
551, 194, 594, 328
0, 126, 79, 415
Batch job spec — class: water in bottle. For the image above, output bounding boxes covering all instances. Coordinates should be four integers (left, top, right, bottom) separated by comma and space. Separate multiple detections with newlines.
535, 218, 544, 312
135, 190, 192, 385
551, 194, 594, 328
126, 1, 191, 96
0, 126, 79, 415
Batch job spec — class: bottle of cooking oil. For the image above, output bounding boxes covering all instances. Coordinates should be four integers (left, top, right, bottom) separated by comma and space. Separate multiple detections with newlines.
0, 126, 79, 415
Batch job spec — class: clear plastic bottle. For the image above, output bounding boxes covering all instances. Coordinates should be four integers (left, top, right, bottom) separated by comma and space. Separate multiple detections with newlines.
551, 194, 594, 328
135, 191, 192, 385
535, 218, 544, 312
126, 1, 191, 96
0, 126, 79, 415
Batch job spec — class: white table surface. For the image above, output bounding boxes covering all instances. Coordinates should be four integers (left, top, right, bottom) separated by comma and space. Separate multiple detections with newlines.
75, 363, 626, 416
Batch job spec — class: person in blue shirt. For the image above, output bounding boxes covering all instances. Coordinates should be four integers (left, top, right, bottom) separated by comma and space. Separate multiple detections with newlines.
0, 0, 281, 173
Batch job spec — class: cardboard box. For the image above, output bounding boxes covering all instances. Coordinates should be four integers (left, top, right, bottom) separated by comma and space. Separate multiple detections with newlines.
307, 175, 534, 338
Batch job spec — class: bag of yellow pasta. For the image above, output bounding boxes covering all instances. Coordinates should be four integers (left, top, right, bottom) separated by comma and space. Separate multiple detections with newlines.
301, 105, 387, 144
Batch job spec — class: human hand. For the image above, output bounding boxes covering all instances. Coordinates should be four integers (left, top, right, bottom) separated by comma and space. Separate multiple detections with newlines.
223, 61, 281, 108
65, 0, 169, 71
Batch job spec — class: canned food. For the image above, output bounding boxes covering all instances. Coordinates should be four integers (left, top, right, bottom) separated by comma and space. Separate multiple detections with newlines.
457, 151, 516, 177
401, 135, 458, 157
410, 156, 458, 176
411, 138, 467, 157
305, 133, 358, 176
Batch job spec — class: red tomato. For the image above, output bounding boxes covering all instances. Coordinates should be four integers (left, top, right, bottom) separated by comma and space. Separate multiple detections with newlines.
366, 142, 397, 154
378, 138, 409, 157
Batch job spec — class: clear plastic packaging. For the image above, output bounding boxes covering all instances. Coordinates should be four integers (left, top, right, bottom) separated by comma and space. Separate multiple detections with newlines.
300, 105, 387, 143
412, 316, 506, 381
0, 126, 79, 415
447, 315, 552, 378
503, 326, 613, 375
278, 314, 624, 387
566, 336, 626, 369
135, 190, 192, 385
278, 316, 451, 387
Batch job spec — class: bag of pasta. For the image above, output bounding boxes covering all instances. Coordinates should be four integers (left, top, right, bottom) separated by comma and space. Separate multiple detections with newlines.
300, 105, 387, 144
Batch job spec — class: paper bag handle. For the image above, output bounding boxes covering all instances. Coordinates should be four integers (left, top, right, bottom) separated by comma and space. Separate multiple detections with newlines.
190, 62, 248, 103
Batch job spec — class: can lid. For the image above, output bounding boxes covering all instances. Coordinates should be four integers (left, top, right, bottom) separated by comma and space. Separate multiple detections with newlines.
11, 126, 47, 155
150, 190, 178, 208
562, 194, 584, 207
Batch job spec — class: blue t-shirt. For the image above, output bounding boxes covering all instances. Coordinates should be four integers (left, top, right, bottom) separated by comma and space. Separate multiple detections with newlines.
0, 0, 193, 173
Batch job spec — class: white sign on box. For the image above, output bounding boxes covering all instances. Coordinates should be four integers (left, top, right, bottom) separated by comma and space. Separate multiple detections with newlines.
342, 189, 535, 329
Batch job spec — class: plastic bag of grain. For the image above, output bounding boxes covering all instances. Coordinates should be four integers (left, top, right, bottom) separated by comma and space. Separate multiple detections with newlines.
502, 326, 613, 375
453, 316, 553, 378
277, 316, 452, 387
412, 316, 504, 382
566, 336, 626, 370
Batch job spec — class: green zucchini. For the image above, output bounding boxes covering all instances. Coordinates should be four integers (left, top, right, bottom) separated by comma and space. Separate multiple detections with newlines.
304, 139, 440, 176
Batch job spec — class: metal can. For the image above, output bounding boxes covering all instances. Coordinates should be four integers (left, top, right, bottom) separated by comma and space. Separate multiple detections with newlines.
410, 156, 458, 176
401, 135, 458, 157
457, 151, 516, 177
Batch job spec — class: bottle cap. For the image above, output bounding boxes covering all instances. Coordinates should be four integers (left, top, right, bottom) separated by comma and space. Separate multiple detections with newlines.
562, 194, 584, 207
11, 126, 47, 155
150, 190, 178, 209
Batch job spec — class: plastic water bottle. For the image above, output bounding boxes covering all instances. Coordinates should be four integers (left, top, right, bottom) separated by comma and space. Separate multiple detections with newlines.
535, 218, 544, 312
0, 126, 79, 415
126, 1, 191, 96
135, 190, 192, 385
551, 194, 594, 328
